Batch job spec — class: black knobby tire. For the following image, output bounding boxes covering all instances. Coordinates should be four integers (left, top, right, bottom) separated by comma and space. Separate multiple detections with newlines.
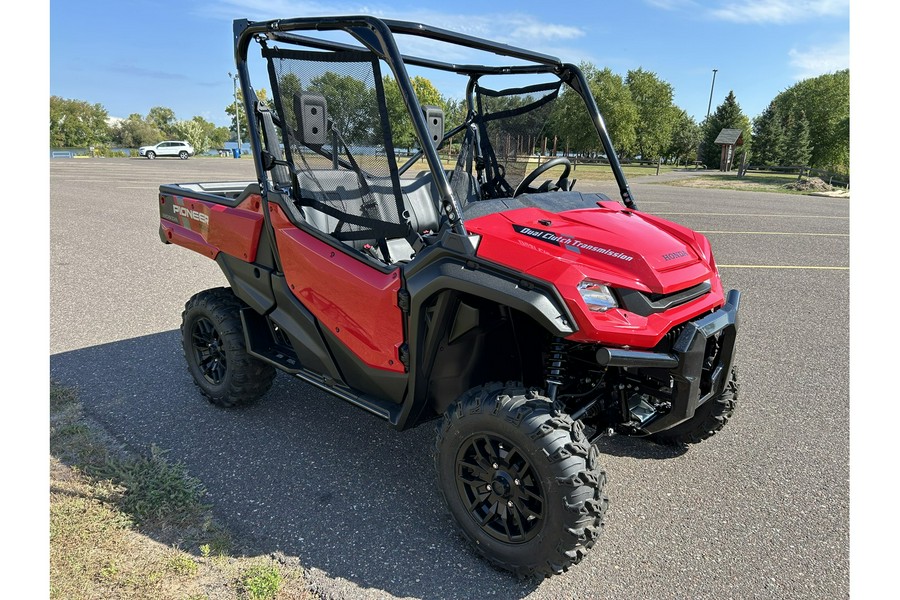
181, 287, 276, 408
651, 366, 739, 445
435, 383, 608, 578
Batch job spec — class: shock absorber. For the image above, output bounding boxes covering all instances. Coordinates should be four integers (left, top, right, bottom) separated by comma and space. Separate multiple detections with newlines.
544, 338, 567, 402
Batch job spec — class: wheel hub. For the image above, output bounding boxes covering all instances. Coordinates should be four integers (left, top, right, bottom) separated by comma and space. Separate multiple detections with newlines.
490, 472, 514, 499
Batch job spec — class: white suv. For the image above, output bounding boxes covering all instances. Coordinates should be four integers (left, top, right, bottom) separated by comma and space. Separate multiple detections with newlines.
139, 140, 195, 160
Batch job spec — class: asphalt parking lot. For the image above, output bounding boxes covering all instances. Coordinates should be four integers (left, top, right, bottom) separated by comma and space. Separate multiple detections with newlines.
49, 158, 849, 599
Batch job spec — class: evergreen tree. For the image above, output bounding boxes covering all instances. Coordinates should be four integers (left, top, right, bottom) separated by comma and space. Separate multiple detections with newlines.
752, 101, 785, 166
771, 69, 848, 174
699, 91, 751, 169
782, 110, 812, 166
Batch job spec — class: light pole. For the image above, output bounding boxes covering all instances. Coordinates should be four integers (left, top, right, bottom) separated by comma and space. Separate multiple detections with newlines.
228, 72, 242, 153
706, 69, 718, 119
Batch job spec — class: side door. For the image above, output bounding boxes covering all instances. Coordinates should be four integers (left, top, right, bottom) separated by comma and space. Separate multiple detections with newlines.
158, 142, 175, 157
267, 204, 406, 376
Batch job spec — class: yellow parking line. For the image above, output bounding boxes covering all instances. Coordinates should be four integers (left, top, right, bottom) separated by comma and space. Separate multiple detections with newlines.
718, 264, 848, 270
698, 230, 848, 237
655, 212, 848, 219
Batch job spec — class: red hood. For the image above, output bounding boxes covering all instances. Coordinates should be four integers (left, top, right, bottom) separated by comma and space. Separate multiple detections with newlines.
466, 202, 715, 294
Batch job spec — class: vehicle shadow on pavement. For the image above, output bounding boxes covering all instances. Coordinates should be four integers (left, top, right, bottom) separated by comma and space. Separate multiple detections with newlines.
50, 331, 545, 599
593, 434, 688, 459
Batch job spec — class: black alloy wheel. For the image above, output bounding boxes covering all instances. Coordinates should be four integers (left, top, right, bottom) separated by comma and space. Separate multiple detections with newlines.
180, 287, 276, 407
435, 383, 608, 577
455, 432, 545, 543
190, 316, 227, 385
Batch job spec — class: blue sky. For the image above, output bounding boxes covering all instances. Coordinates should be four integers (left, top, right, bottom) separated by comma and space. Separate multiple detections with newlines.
49, 0, 849, 128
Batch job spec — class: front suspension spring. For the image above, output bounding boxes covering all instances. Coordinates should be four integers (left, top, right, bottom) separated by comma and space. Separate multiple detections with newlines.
544, 338, 567, 402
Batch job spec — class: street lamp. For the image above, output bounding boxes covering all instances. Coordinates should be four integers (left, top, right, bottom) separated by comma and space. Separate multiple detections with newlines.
706, 69, 718, 119
228, 72, 242, 152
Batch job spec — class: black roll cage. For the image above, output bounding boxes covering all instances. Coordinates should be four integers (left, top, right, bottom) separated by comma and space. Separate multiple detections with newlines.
232, 15, 637, 248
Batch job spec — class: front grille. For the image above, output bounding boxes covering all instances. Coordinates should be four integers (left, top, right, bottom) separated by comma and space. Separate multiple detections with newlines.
618, 280, 711, 317
656, 323, 687, 353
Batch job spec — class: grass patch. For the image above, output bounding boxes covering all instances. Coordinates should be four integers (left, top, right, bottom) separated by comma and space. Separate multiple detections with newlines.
653, 171, 843, 195
49, 381, 317, 599
240, 564, 283, 600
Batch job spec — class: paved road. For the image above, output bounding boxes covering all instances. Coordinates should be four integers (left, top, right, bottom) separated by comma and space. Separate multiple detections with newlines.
50, 159, 849, 599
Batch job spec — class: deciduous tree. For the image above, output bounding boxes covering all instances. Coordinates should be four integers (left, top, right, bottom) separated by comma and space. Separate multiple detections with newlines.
225, 88, 269, 143
550, 63, 638, 158
112, 113, 162, 148
626, 68, 676, 160
50, 96, 111, 148
666, 109, 700, 165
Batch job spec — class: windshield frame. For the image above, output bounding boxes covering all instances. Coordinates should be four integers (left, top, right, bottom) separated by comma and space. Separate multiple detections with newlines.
233, 15, 637, 238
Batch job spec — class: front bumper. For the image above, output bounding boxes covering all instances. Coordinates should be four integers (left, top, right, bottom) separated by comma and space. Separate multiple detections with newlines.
596, 289, 740, 434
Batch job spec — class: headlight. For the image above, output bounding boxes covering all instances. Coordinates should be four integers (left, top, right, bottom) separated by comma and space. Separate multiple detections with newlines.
577, 279, 618, 312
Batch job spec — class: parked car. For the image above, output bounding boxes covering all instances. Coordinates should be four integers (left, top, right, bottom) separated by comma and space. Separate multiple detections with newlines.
139, 141, 194, 160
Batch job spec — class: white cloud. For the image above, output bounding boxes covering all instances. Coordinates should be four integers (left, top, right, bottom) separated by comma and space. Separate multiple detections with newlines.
645, 0, 698, 10
707, 0, 848, 25
788, 37, 849, 79
197, 1, 585, 47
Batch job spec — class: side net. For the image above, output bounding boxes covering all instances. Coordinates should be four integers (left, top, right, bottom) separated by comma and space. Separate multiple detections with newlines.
262, 46, 410, 251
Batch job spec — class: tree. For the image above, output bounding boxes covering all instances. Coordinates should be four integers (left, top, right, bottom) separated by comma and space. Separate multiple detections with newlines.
770, 69, 849, 173
112, 113, 162, 148
307, 72, 374, 144
594, 67, 639, 158
147, 106, 177, 138
225, 88, 269, 143
699, 91, 751, 168
550, 63, 638, 158
626, 68, 677, 160
666, 109, 701, 165
50, 96, 111, 148
751, 101, 785, 166
383, 75, 444, 152
172, 119, 212, 155
782, 111, 812, 166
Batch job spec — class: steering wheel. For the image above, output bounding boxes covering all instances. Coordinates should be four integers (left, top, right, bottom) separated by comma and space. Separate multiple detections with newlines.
513, 157, 572, 197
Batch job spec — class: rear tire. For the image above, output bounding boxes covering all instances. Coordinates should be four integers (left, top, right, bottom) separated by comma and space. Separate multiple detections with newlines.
146, 151, 156, 160
651, 366, 738, 445
435, 383, 607, 578
179, 150, 189, 160
181, 287, 276, 407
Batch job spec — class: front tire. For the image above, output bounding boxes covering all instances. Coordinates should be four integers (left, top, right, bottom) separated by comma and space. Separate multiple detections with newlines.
146, 151, 156, 160
435, 383, 607, 578
181, 287, 276, 407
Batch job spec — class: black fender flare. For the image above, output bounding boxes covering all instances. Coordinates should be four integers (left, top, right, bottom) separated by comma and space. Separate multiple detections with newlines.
397, 253, 576, 429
